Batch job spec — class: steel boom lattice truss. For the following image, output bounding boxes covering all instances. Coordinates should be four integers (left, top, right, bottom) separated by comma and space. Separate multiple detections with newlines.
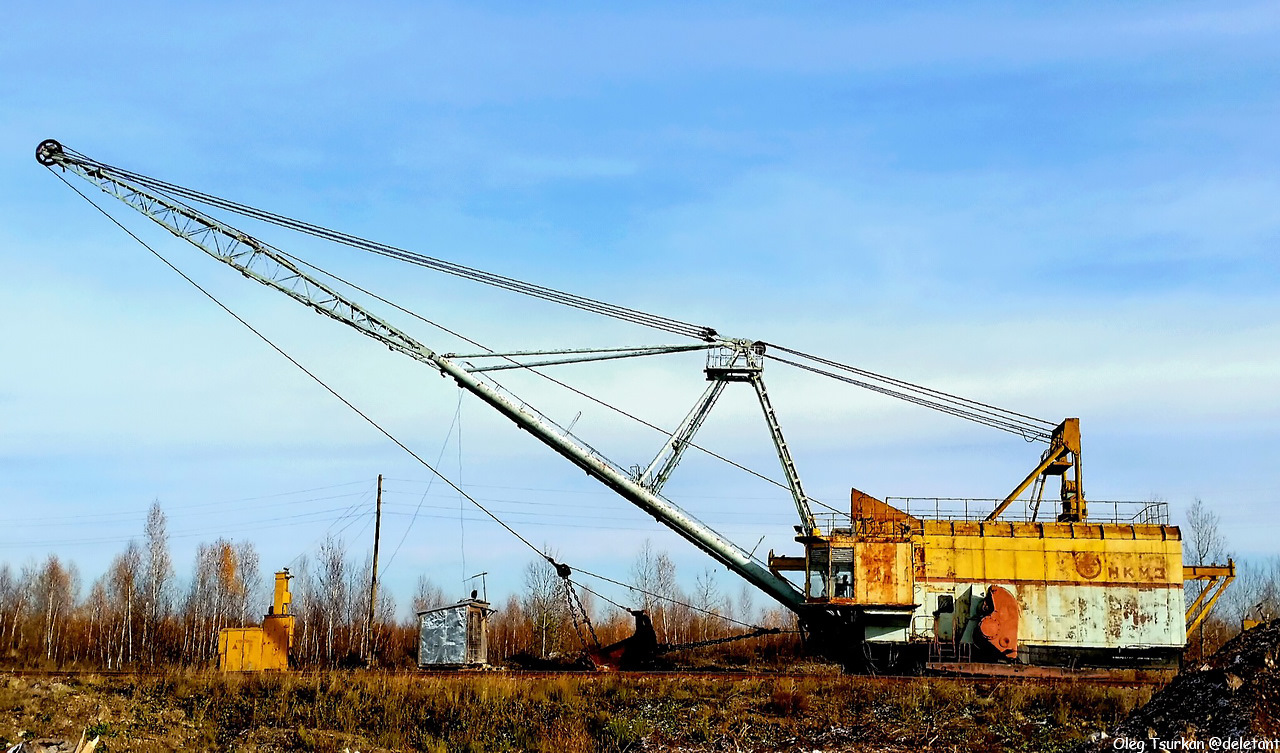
37, 139, 815, 613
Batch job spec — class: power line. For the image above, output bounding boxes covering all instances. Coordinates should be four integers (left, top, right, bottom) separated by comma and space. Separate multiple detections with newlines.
381, 392, 464, 576
0, 491, 371, 529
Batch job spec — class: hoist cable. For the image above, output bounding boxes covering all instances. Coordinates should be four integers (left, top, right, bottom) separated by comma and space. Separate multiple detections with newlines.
57, 145, 1055, 443
568, 578, 629, 612
567, 564, 765, 630
51, 168, 550, 564
65, 142, 827, 512
270, 248, 845, 515
60, 147, 717, 341
53, 145, 1052, 501
57, 168, 796, 634
767, 353, 1048, 440
762, 342, 1054, 438
60, 145, 832, 506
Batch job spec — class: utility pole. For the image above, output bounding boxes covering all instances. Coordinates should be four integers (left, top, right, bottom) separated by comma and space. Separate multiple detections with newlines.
367, 473, 383, 663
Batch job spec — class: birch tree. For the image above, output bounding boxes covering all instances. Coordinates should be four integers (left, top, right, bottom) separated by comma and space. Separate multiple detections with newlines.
140, 501, 173, 662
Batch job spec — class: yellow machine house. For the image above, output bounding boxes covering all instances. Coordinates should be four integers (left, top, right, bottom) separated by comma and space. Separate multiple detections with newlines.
218, 570, 295, 672
771, 420, 1232, 672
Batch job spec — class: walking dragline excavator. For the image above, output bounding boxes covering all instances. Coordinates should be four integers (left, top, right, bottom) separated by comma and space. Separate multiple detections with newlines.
38, 139, 1232, 674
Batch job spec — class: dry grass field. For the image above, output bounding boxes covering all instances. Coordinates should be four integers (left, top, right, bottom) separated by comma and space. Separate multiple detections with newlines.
0, 669, 1150, 752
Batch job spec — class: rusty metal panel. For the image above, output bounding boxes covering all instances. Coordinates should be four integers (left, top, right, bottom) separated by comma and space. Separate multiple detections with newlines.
854, 541, 914, 605
931, 542, 957, 580
983, 522, 1014, 538
988, 547, 1015, 580
1010, 584, 1185, 649
922, 526, 1184, 587
1013, 546, 1045, 581
812, 504, 1189, 654
922, 520, 953, 536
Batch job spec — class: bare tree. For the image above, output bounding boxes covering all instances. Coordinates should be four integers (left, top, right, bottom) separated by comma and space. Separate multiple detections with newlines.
523, 552, 564, 658
1225, 556, 1280, 626
735, 582, 758, 627
693, 567, 725, 641
81, 577, 112, 666
140, 500, 173, 662
314, 536, 349, 665
0, 563, 24, 653
1186, 498, 1227, 568
109, 541, 143, 666
412, 575, 448, 614
32, 555, 78, 663
1185, 497, 1230, 659
630, 539, 659, 612
291, 553, 322, 664
234, 540, 263, 623
349, 556, 373, 658
654, 549, 679, 641
629, 540, 681, 641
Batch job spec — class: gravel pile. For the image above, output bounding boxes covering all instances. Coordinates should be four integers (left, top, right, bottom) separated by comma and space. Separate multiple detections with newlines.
1086, 620, 1280, 748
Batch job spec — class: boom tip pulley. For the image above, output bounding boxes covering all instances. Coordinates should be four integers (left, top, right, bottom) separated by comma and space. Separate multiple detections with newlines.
36, 139, 63, 166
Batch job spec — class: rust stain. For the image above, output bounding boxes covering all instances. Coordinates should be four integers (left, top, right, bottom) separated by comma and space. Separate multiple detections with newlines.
858, 541, 907, 603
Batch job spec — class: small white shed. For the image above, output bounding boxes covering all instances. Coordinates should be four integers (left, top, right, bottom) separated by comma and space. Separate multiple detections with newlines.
417, 598, 493, 667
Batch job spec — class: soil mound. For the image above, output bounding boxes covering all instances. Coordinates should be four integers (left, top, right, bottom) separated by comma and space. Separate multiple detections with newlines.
1087, 620, 1280, 747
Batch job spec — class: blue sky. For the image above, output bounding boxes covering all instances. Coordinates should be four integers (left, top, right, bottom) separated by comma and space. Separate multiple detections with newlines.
2, 2, 1278, 617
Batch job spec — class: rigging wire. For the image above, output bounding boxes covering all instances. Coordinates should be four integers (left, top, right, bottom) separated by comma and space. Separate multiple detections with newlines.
268, 247, 845, 515
50, 168, 550, 563
761, 342, 1054, 438
60, 148, 1042, 502
0, 490, 371, 528
281, 479, 384, 570
286, 487, 376, 570
50, 152, 1067, 627
58, 145, 1055, 447
51, 167, 797, 632
0, 506, 384, 549
456, 391, 466, 587
52, 167, 757, 627
765, 350, 1054, 442
60, 147, 717, 341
